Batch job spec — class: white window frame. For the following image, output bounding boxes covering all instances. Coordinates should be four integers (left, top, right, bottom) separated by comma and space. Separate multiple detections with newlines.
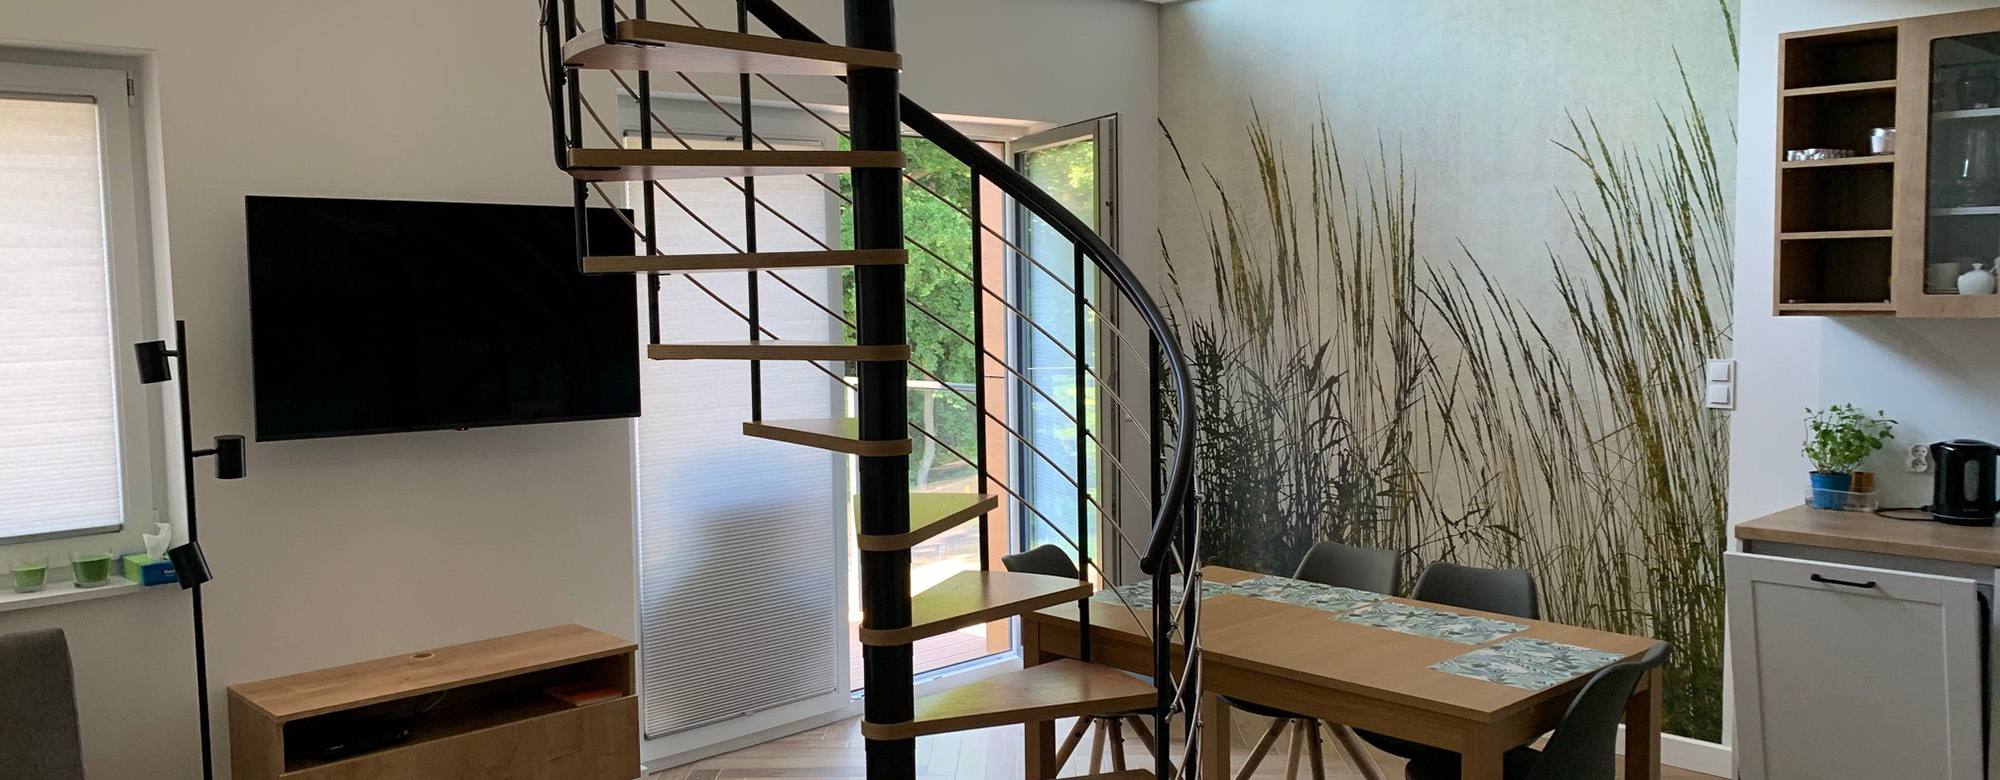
0, 60, 161, 550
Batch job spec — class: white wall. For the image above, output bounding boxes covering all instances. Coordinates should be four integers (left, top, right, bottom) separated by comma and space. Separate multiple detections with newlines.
0, 1, 1159, 778
1730, 0, 2000, 763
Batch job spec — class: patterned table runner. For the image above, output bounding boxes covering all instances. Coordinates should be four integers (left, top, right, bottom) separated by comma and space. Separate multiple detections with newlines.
1334, 601, 1527, 645
1429, 637, 1626, 690
1091, 579, 1229, 610
1216, 575, 1388, 614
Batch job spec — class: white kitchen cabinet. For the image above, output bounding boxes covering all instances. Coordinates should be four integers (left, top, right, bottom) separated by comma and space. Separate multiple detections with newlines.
1727, 551, 1984, 780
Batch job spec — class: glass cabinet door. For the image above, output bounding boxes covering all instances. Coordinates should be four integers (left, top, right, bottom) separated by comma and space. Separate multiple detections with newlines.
1901, 9, 2000, 316
1923, 33, 2000, 297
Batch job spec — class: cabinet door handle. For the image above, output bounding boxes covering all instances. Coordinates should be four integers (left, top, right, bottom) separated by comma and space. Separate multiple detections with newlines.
1810, 573, 1878, 589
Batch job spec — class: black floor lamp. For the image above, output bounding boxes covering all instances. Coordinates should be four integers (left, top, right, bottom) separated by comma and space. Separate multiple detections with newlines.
134, 319, 244, 780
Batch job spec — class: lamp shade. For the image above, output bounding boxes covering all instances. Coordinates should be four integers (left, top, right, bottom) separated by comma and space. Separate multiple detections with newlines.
133, 341, 173, 384
212, 436, 246, 480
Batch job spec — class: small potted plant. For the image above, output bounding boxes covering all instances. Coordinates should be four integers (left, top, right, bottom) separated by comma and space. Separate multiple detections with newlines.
1803, 404, 1896, 509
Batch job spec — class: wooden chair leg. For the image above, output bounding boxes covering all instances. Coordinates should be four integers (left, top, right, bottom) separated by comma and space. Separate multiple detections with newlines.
1109, 719, 1128, 772
1284, 720, 1305, 780
1235, 718, 1288, 780
1053, 717, 1093, 772
1089, 719, 1108, 774
1326, 723, 1387, 780
1304, 720, 1326, 780
1125, 716, 1158, 754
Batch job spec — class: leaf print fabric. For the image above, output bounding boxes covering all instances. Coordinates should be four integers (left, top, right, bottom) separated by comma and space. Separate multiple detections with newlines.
1335, 601, 1527, 644
1214, 575, 1387, 613
1430, 638, 1627, 690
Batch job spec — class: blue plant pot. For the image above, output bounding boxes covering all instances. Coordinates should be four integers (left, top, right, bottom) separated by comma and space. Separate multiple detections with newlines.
1809, 471, 1853, 509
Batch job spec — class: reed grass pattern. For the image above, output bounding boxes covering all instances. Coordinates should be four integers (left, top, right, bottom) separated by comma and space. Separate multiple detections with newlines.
1160, 73, 1733, 739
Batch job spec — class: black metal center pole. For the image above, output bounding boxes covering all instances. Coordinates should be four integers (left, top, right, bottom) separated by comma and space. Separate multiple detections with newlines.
174, 320, 216, 780
848, 2, 912, 779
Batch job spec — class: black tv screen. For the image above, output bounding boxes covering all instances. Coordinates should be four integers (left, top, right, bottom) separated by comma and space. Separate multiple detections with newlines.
247, 196, 639, 441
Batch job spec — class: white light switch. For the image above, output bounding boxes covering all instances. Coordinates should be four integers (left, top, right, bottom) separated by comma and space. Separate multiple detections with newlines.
1704, 359, 1735, 410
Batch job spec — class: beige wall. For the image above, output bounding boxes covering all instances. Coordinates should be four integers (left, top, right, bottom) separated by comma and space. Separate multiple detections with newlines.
0, 1, 1158, 777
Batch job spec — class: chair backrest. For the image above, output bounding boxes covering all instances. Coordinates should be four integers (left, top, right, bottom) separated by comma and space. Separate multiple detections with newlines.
1292, 540, 1400, 594
1411, 561, 1541, 619
1002, 544, 1080, 579
1522, 643, 1673, 780
0, 628, 86, 780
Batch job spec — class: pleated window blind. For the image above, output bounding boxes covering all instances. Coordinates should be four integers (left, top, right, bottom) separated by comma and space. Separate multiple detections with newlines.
630, 137, 846, 738
0, 93, 126, 543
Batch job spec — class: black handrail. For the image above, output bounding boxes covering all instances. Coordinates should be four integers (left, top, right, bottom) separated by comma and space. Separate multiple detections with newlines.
742, 0, 1196, 576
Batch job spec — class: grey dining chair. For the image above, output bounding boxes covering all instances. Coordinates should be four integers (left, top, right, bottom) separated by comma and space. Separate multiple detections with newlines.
1401, 643, 1674, 780
1223, 541, 1403, 780
0, 628, 87, 780
1001, 544, 1159, 774
1358, 562, 1541, 764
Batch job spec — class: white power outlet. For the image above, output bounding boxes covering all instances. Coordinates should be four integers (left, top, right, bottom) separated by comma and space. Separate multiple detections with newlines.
1908, 443, 1932, 472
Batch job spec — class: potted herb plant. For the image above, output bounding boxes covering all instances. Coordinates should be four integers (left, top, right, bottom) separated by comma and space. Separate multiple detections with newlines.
1803, 404, 1896, 509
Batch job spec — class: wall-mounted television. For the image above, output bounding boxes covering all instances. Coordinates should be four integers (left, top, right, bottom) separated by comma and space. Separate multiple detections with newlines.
246, 196, 639, 441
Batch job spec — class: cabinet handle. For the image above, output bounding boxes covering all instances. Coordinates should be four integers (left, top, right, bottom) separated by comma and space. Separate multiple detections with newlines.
1810, 573, 1878, 589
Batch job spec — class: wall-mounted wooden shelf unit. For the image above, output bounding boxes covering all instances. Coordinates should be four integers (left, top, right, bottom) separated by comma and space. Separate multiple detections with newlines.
1778, 9, 2000, 317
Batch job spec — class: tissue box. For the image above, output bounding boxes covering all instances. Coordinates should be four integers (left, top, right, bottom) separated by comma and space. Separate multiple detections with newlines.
122, 554, 178, 586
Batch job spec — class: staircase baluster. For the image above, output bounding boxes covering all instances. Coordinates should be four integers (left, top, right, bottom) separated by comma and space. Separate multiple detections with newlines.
1074, 242, 1093, 664
739, 0, 764, 420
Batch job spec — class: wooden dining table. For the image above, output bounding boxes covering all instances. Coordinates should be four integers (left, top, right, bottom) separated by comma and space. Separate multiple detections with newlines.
1020, 567, 1663, 780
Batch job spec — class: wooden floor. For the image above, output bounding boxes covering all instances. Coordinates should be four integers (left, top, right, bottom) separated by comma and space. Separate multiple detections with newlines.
648, 714, 1723, 780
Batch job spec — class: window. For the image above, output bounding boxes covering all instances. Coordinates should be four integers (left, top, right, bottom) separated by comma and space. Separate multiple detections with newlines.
0, 61, 154, 545
627, 135, 848, 738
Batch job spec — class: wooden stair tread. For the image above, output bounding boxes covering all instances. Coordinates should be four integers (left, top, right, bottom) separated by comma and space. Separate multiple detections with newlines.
857, 493, 1000, 552
743, 417, 910, 457
859, 571, 1090, 646
1074, 772, 1154, 780
562, 20, 901, 75
567, 149, 904, 182
649, 341, 908, 361
584, 249, 907, 274
859, 659, 1154, 740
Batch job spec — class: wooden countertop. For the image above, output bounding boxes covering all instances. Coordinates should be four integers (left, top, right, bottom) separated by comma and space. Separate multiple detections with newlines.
1735, 504, 2000, 567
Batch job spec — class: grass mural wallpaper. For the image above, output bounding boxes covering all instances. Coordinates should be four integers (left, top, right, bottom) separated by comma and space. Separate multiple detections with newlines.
1156, 1, 1737, 740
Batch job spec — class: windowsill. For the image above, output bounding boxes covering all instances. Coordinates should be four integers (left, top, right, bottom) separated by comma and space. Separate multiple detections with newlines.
0, 575, 153, 614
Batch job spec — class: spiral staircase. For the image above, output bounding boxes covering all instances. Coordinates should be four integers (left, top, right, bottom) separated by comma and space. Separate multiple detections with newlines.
540, 2, 1201, 779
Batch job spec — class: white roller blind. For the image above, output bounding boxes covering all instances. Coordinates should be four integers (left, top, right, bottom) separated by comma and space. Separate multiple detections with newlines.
631, 138, 845, 737
0, 94, 125, 542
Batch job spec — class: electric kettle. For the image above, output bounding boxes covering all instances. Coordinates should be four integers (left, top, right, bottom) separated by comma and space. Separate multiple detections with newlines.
1931, 439, 1998, 526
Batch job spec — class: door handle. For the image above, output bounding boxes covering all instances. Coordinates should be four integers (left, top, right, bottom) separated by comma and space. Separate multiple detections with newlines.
1810, 573, 1878, 589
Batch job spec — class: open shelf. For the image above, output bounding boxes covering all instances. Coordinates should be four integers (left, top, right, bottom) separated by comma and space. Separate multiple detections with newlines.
1781, 155, 1894, 169
1782, 24, 1899, 90
1779, 164, 1895, 233
1783, 79, 1897, 97
1776, 302, 1897, 315
1776, 236, 1894, 312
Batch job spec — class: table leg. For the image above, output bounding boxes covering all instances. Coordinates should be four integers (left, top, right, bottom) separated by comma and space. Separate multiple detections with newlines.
1623, 667, 1663, 780
1023, 620, 1057, 779
1200, 693, 1232, 780
1459, 729, 1503, 780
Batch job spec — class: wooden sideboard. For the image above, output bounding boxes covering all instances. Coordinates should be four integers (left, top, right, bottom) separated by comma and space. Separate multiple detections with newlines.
226, 625, 639, 780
